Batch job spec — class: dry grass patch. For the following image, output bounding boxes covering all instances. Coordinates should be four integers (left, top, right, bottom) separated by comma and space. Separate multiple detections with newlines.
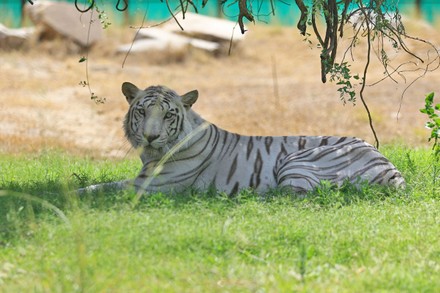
1, 23, 439, 156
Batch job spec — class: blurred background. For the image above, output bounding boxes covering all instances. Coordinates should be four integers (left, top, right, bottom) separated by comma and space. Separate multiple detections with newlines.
1, 0, 440, 158
2, 0, 440, 28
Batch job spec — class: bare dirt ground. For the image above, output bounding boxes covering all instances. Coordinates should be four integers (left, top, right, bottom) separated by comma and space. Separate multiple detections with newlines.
1, 20, 440, 159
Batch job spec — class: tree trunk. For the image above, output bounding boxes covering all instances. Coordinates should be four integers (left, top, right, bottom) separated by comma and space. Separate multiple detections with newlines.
415, 0, 422, 17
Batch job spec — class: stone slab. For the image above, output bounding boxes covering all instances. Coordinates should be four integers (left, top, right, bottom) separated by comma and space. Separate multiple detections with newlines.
0, 23, 34, 49
26, 1, 103, 47
163, 12, 246, 43
118, 27, 219, 53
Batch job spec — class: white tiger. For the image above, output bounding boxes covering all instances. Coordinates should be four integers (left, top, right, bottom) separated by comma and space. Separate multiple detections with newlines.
79, 82, 405, 195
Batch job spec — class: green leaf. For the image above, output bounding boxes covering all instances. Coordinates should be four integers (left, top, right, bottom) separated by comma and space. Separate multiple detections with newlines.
425, 92, 434, 105
435, 104, 440, 111
426, 122, 435, 129
79, 57, 87, 63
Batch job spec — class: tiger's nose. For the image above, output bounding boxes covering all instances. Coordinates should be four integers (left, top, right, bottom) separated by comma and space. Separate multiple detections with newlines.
146, 134, 160, 143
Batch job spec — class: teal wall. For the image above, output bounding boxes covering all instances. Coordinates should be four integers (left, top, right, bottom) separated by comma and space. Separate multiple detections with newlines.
1, 0, 439, 28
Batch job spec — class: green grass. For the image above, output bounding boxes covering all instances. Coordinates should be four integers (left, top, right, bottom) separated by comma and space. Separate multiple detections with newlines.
0, 147, 439, 292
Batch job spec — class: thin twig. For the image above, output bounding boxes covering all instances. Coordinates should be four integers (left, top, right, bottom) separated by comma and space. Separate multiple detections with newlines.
186, 0, 198, 13
396, 51, 439, 120
228, 22, 239, 56
166, 0, 184, 30
269, 0, 275, 16
82, 7, 104, 103
359, 1, 379, 148
129, 17, 174, 30
341, 24, 363, 64
122, 7, 149, 68
179, 0, 186, 18
367, 61, 417, 86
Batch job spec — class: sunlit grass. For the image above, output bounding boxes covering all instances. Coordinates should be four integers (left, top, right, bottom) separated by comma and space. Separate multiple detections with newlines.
0, 147, 439, 292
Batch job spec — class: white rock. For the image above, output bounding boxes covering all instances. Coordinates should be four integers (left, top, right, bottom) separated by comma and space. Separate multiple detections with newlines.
118, 27, 219, 53
0, 23, 34, 49
163, 12, 245, 43
25, 1, 103, 47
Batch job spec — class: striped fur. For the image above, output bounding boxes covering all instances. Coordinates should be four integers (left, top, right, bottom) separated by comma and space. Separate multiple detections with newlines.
120, 82, 405, 195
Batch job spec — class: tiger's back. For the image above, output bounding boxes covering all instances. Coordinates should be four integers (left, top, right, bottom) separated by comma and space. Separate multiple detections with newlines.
196, 133, 370, 194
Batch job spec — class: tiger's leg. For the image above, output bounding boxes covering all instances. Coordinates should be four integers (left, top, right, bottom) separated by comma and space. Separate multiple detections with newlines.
76, 179, 134, 195
275, 139, 405, 193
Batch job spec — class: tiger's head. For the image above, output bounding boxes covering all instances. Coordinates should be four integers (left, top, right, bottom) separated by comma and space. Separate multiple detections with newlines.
122, 82, 198, 155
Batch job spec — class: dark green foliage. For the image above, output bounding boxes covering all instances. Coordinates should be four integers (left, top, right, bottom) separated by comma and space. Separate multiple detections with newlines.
419, 92, 440, 196
420, 92, 440, 157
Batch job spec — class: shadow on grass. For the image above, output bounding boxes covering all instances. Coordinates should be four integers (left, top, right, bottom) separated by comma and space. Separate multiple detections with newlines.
0, 177, 127, 242
0, 170, 419, 246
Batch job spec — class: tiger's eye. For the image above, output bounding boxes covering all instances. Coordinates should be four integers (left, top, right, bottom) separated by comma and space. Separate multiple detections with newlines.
164, 112, 173, 119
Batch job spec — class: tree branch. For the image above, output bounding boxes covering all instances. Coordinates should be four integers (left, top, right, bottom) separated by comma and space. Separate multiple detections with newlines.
166, 0, 184, 30
238, 0, 254, 34
294, 0, 308, 36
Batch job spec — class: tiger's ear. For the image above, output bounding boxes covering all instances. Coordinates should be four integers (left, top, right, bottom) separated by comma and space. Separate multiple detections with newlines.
122, 82, 140, 104
181, 90, 198, 108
